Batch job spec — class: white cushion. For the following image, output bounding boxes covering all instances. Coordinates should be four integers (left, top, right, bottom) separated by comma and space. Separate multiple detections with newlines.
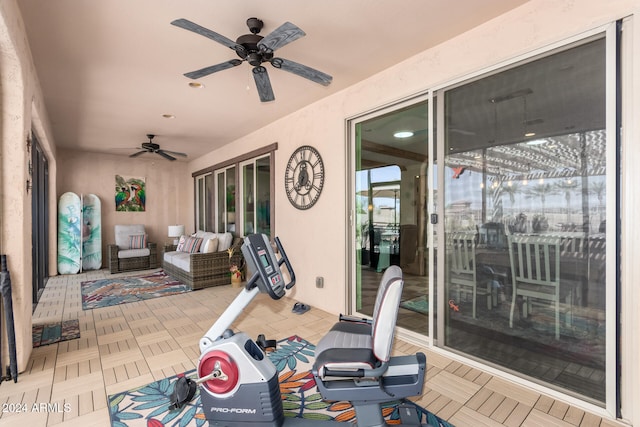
198, 232, 217, 252
202, 237, 219, 253
163, 251, 178, 264
194, 230, 208, 238
115, 224, 146, 249
118, 248, 150, 259
218, 232, 234, 251
171, 252, 191, 272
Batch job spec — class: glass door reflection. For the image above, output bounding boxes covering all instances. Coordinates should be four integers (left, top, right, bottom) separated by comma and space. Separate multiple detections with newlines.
353, 100, 430, 336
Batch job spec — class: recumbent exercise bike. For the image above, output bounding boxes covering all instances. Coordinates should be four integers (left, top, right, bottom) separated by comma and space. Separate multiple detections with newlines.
171, 233, 431, 426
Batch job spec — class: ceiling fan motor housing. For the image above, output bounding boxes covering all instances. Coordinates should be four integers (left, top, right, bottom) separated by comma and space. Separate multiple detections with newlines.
141, 142, 160, 151
236, 33, 272, 65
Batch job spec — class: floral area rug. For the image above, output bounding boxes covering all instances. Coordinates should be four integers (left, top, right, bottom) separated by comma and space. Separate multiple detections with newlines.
32, 319, 80, 348
81, 270, 190, 310
108, 335, 453, 426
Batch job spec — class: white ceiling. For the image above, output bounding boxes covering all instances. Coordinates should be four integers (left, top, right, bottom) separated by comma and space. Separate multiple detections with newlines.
18, 0, 528, 161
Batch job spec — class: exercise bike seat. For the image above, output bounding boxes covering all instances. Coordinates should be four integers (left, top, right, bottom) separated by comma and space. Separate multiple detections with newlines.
314, 265, 403, 357
312, 270, 426, 420
313, 270, 402, 378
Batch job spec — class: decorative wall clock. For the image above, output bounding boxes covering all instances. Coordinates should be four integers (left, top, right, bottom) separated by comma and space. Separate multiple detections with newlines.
284, 145, 325, 210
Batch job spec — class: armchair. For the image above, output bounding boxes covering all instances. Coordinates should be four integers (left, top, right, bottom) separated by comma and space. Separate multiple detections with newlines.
108, 224, 158, 273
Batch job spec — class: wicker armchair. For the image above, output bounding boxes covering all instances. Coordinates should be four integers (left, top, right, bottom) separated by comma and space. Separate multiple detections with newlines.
107, 224, 158, 273
163, 236, 243, 290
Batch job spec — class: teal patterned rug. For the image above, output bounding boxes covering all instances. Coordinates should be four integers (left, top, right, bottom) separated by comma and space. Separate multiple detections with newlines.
108, 335, 453, 426
401, 295, 429, 315
81, 270, 190, 310
32, 319, 80, 348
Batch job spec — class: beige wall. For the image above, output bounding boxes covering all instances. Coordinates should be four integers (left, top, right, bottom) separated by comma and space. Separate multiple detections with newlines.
187, 0, 640, 422
56, 149, 191, 254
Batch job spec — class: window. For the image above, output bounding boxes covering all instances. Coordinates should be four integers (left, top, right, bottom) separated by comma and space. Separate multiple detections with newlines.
195, 173, 214, 231
241, 155, 271, 236
194, 144, 276, 237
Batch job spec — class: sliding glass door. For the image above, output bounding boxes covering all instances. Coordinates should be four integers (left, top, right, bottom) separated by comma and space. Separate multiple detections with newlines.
349, 26, 617, 409
436, 33, 613, 404
351, 98, 431, 336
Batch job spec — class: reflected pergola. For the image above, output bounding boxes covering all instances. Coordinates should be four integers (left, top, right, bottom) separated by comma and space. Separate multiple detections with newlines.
446, 129, 606, 180
445, 129, 607, 230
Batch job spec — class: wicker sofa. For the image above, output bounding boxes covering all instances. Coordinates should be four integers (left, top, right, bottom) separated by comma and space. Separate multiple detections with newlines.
108, 224, 158, 273
163, 231, 243, 290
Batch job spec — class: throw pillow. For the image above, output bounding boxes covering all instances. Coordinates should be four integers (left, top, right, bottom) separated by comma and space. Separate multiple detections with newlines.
181, 236, 203, 253
176, 235, 187, 252
202, 237, 219, 253
129, 234, 147, 249
218, 232, 234, 251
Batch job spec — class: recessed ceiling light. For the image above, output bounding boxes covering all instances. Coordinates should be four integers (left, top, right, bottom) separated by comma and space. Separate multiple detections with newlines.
162, 114, 175, 119
189, 82, 205, 89
524, 132, 536, 137
394, 131, 414, 139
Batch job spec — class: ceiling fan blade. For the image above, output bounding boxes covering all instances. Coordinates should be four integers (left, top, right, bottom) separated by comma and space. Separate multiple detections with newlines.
271, 57, 332, 86
252, 66, 275, 102
171, 18, 245, 56
129, 150, 147, 158
257, 22, 305, 53
161, 149, 188, 157
156, 151, 177, 161
184, 59, 243, 79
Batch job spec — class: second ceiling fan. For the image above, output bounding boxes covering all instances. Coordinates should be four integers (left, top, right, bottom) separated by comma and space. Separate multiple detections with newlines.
130, 134, 187, 161
171, 17, 333, 102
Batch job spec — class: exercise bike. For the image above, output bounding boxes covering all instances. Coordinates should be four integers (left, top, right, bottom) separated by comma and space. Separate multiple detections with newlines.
171, 233, 430, 426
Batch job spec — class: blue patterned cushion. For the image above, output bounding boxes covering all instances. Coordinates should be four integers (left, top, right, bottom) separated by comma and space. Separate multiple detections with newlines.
129, 234, 147, 249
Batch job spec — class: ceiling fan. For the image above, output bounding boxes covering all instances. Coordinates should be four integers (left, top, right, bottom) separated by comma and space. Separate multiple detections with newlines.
171, 17, 333, 102
130, 134, 187, 161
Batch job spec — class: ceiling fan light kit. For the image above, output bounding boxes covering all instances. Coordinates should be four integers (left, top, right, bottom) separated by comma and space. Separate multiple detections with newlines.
171, 16, 333, 102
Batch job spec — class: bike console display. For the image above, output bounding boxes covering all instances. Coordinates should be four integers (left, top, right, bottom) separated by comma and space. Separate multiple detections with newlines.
241, 234, 295, 300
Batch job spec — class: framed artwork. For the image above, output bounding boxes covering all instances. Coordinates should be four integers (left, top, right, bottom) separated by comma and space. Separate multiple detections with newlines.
115, 175, 146, 211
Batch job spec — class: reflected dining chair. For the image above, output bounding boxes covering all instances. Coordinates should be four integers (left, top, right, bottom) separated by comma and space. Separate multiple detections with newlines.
448, 231, 491, 319
507, 234, 567, 339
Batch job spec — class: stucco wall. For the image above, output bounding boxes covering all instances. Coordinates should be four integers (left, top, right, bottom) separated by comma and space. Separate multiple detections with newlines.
0, 0, 57, 374
56, 149, 191, 254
